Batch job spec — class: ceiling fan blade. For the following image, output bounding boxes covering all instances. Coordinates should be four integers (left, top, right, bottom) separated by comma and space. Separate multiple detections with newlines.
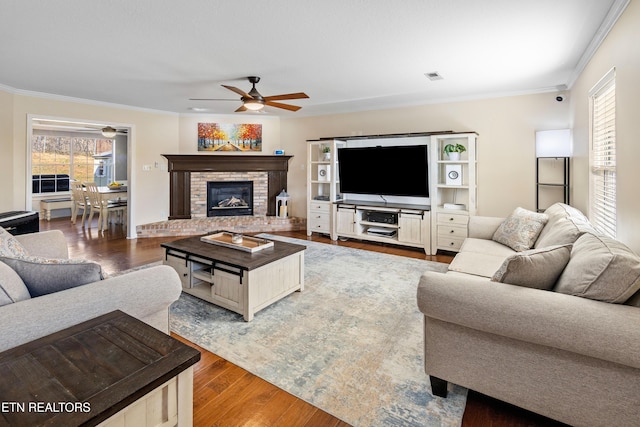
235, 105, 248, 112
222, 85, 251, 98
263, 92, 309, 101
264, 101, 302, 111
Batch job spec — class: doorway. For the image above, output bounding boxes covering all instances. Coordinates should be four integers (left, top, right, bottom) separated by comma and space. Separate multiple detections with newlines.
26, 115, 135, 238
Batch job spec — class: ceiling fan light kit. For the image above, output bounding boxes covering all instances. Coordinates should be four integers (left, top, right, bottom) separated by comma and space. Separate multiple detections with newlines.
243, 99, 265, 111
101, 126, 117, 138
191, 76, 309, 113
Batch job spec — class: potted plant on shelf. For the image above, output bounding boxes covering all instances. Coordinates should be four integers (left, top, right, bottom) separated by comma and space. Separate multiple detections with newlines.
322, 145, 331, 161
443, 143, 466, 161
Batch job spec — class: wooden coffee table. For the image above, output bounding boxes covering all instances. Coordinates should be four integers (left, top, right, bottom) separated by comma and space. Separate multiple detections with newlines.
162, 233, 306, 321
0, 310, 200, 427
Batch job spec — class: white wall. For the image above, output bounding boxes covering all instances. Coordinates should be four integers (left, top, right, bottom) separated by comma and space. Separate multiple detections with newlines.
569, 0, 640, 252
281, 92, 570, 218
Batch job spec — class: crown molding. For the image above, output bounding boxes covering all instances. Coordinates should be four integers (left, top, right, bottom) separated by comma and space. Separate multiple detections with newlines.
0, 83, 178, 117
566, 0, 630, 89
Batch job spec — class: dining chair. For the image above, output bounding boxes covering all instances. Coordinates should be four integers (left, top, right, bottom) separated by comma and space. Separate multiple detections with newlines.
83, 182, 127, 231
70, 181, 89, 225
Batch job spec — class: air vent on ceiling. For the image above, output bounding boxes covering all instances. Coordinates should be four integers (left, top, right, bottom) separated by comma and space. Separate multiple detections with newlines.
424, 71, 443, 81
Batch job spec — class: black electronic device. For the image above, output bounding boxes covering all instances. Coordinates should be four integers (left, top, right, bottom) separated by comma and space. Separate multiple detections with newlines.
0, 211, 39, 235
366, 211, 398, 224
337, 145, 429, 197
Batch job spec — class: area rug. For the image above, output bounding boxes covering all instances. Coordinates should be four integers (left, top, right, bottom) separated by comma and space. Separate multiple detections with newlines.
169, 235, 468, 426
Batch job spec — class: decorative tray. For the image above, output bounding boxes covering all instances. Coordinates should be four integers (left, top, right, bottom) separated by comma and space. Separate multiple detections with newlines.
200, 231, 274, 253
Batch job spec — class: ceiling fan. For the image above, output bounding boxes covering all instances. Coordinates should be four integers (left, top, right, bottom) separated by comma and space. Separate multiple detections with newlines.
190, 76, 309, 112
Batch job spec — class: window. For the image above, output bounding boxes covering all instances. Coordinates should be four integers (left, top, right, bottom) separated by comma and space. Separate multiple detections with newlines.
31, 133, 114, 193
589, 68, 616, 238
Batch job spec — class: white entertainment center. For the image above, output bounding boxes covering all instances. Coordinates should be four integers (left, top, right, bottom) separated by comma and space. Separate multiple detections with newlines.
306, 132, 478, 254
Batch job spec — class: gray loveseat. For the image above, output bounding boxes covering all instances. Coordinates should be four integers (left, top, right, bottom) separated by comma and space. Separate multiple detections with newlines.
417, 203, 640, 427
0, 228, 182, 352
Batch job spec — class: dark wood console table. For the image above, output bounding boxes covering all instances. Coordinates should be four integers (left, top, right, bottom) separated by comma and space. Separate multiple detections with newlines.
0, 311, 200, 427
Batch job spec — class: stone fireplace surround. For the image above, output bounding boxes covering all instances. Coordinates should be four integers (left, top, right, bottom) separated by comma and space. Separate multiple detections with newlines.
136, 154, 305, 237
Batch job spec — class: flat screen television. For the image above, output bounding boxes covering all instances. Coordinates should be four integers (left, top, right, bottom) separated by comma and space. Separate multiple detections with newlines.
337, 145, 429, 197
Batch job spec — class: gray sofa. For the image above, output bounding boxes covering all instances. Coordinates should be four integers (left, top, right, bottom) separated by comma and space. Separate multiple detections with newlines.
417, 203, 640, 427
0, 228, 182, 352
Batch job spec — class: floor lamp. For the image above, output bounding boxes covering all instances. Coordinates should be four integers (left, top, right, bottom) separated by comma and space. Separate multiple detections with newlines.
535, 129, 572, 211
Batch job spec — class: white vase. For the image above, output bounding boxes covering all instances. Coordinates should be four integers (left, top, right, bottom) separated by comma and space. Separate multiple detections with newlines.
323, 152, 331, 161
448, 152, 461, 161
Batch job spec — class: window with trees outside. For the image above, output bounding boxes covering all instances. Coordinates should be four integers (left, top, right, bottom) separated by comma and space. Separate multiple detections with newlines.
589, 68, 616, 238
31, 133, 114, 194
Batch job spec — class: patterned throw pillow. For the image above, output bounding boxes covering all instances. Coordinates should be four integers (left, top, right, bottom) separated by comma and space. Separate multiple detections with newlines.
492, 207, 549, 252
0, 226, 29, 258
491, 244, 572, 290
0, 255, 104, 298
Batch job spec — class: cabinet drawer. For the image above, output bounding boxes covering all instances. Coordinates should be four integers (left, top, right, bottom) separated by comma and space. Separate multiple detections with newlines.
309, 202, 330, 212
437, 225, 468, 239
308, 218, 330, 232
309, 212, 330, 223
438, 236, 465, 251
437, 213, 469, 226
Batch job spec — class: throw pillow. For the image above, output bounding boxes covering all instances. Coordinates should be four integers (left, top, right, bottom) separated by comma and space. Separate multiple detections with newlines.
554, 233, 640, 303
0, 260, 31, 307
0, 226, 29, 258
534, 216, 596, 248
491, 244, 572, 290
0, 255, 104, 298
492, 207, 549, 252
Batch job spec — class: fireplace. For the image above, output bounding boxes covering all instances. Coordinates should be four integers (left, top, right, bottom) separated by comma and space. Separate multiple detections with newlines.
207, 181, 253, 217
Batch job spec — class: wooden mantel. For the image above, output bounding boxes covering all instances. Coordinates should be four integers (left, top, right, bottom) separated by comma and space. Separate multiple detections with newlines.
162, 154, 293, 219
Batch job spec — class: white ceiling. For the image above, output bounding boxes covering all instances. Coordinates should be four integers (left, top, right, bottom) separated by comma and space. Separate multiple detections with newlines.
0, 0, 626, 117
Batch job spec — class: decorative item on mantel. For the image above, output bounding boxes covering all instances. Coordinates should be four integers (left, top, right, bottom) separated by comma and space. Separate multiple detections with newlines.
276, 189, 290, 218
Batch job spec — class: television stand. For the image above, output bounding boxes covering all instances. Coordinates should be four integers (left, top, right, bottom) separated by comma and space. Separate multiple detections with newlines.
333, 200, 431, 255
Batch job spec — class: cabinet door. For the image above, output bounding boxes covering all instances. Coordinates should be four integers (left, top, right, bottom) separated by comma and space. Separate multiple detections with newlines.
398, 212, 424, 244
336, 208, 355, 235
163, 252, 191, 288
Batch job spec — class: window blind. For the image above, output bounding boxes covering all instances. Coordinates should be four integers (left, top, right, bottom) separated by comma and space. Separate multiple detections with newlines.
590, 71, 616, 238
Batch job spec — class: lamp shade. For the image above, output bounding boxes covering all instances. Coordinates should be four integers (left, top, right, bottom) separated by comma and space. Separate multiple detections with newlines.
535, 129, 572, 157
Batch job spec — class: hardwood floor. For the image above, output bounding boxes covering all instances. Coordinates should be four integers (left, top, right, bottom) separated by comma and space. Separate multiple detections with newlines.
38, 218, 567, 427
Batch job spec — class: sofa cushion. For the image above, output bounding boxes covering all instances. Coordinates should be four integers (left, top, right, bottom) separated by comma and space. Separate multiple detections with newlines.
0, 226, 29, 258
534, 216, 596, 248
492, 207, 548, 252
0, 256, 104, 298
554, 233, 640, 302
459, 237, 517, 257
544, 203, 590, 223
491, 244, 572, 290
0, 260, 31, 306
449, 252, 510, 278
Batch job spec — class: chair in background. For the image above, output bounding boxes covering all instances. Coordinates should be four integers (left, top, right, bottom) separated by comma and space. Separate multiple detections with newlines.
70, 181, 89, 225
83, 182, 127, 231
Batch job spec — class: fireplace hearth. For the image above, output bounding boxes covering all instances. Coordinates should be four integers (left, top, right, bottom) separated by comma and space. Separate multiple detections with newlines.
207, 181, 253, 217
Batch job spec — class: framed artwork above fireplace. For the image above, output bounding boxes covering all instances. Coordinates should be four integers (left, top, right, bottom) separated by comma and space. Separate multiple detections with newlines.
197, 123, 262, 152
